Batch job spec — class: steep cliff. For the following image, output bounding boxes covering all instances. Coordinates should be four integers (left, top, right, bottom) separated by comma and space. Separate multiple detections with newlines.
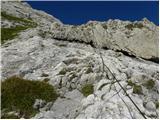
50, 18, 158, 61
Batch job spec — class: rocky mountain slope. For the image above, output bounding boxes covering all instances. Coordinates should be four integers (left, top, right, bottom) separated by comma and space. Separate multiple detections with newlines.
1, 1, 159, 119
50, 18, 159, 61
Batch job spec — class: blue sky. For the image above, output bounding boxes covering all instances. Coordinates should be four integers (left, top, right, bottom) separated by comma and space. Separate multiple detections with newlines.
26, 1, 159, 25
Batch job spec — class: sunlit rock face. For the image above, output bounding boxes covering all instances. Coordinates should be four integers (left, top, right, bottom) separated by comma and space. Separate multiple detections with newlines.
1, 1, 62, 24
50, 18, 159, 60
1, 1, 159, 119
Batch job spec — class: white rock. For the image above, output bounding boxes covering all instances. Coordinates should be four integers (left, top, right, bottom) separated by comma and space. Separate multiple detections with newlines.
51, 19, 158, 60
1, 1, 159, 119
81, 94, 95, 107
33, 99, 46, 109
145, 101, 156, 111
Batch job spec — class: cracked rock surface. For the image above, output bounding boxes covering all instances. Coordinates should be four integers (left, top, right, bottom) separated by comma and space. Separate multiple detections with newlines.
1, 1, 159, 119
50, 18, 158, 60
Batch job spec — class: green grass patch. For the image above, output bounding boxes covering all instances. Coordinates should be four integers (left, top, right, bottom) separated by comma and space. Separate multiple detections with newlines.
2, 76, 58, 118
133, 85, 143, 95
1, 114, 19, 119
101, 23, 108, 29
1, 12, 36, 26
127, 79, 135, 86
81, 84, 94, 97
142, 80, 155, 89
1, 12, 37, 44
125, 23, 144, 30
1, 26, 29, 44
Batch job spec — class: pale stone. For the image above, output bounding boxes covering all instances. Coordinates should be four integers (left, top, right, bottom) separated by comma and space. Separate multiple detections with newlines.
1, 1, 159, 119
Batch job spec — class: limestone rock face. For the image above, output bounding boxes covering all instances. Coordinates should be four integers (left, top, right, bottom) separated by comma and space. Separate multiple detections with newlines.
2, 33, 159, 119
1, 1, 62, 30
50, 19, 159, 60
1, 1, 159, 119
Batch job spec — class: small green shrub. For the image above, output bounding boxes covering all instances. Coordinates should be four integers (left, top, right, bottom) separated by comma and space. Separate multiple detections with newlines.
143, 80, 155, 89
125, 24, 134, 30
1, 114, 19, 119
125, 23, 144, 30
81, 84, 94, 97
134, 23, 144, 29
1, 26, 29, 43
133, 85, 143, 94
1, 12, 37, 27
127, 80, 135, 86
2, 76, 58, 118
1, 12, 37, 44
101, 23, 108, 29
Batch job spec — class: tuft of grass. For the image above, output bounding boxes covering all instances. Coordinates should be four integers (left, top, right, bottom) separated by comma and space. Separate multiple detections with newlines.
1, 26, 29, 43
1, 12, 37, 44
134, 23, 144, 28
2, 76, 58, 118
81, 84, 94, 97
125, 23, 144, 30
143, 80, 155, 89
125, 24, 134, 30
1, 114, 19, 119
1, 12, 36, 26
127, 79, 135, 86
101, 23, 108, 29
133, 85, 143, 95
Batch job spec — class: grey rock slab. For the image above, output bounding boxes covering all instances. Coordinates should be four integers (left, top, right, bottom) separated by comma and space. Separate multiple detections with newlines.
34, 90, 83, 119
145, 101, 156, 111
50, 19, 158, 60
1, 1, 159, 119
